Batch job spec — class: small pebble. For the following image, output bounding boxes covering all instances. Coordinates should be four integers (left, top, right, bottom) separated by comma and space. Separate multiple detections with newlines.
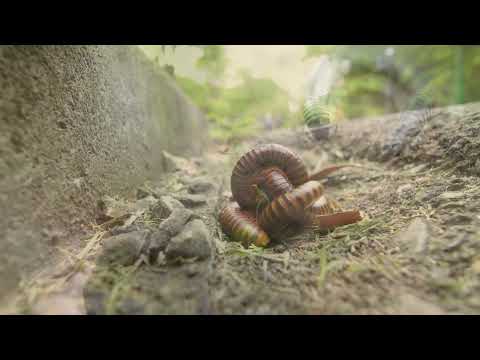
150, 196, 184, 219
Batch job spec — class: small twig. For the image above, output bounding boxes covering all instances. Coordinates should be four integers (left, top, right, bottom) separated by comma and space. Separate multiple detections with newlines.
95, 214, 130, 231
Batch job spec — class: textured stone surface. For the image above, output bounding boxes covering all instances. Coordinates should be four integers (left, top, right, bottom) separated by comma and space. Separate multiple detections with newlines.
187, 178, 215, 194
0, 45, 207, 300
174, 194, 208, 208
150, 196, 185, 220
97, 231, 151, 267
157, 207, 193, 237
165, 219, 212, 261
148, 204, 194, 259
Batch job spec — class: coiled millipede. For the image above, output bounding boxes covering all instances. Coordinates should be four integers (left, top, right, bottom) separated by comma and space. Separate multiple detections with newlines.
219, 143, 363, 247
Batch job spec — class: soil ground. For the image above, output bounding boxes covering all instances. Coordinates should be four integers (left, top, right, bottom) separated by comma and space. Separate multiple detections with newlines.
7, 117, 480, 315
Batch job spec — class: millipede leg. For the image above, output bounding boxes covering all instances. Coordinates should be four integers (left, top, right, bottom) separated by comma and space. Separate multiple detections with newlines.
306, 210, 363, 230
309, 164, 369, 181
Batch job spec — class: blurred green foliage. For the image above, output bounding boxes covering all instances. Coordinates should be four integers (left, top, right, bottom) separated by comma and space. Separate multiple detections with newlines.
175, 46, 292, 143
305, 45, 480, 119
156, 45, 480, 142
177, 70, 291, 143
195, 45, 227, 79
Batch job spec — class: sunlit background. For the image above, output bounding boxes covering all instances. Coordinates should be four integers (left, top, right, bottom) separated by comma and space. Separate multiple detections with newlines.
139, 45, 479, 143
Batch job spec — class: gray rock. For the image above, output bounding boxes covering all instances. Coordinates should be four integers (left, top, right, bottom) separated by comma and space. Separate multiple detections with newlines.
150, 196, 185, 220
165, 219, 212, 261
188, 179, 215, 194
148, 229, 171, 256
97, 230, 150, 266
148, 205, 193, 260
161, 196, 185, 209
174, 194, 207, 208
135, 195, 158, 210
158, 207, 193, 237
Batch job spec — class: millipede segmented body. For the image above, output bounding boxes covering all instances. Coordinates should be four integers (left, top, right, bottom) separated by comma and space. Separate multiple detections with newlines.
255, 167, 293, 202
231, 144, 308, 210
310, 194, 342, 215
305, 210, 363, 230
258, 181, 324, 237
220, 143, 363, 247
219, 203, 270, 248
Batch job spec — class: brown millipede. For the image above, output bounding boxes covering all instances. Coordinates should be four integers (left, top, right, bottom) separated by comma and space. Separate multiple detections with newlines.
306, 210, 363, 230
255, 167, 294, 202
258, 181, 324, 239
231, 143, 308, 210
310, 194, 342, 215
218, 202, 270, 247
220, 143, 364, 247
231, 143, 360, 210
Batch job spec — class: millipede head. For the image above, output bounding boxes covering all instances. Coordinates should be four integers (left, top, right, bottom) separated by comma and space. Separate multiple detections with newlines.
218, 202, 271, 248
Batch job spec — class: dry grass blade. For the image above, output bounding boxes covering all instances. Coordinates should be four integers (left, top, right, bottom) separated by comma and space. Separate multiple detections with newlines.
95, 214, 131, 231
18, 229, 107, 310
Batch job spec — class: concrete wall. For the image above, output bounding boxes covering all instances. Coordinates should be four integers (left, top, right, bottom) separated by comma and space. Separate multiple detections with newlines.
0, 45, 208, 300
